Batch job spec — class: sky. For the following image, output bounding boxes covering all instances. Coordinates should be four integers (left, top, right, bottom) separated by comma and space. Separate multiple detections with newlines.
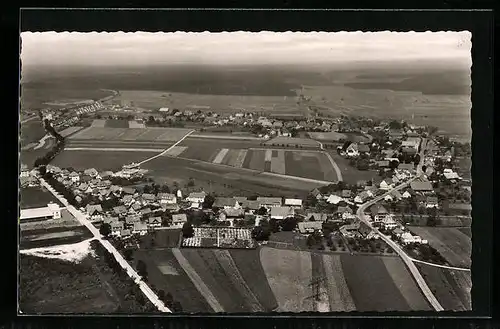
20, 31, 472, 67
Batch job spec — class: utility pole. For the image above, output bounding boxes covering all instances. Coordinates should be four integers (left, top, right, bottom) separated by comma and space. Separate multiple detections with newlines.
309, 276, 326, 301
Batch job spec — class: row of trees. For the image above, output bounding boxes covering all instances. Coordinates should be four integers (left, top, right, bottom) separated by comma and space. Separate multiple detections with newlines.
33, 121, 66, 168
42, 171, 78, 205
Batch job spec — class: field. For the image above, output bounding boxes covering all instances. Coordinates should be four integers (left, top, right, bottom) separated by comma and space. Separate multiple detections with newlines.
132, 249, 212, 313
260, 248, 315, 312
59, 126, 85, 137
308, 131, 371, 143
179, 249, 269, 312
68, 126, 192, 142
139, 229, 182, 249
20, 186, 62, 208
284, 150, 337, 181
408, 227, 471, 268
20, 226, 93, 249
327, 151, 378, 183
20, 118, 46, 147
339, 254, 428, 311
417, 263, 472, 311
51, 150, 159, 171
142, 156, 324, 198
65, 139, 172, 151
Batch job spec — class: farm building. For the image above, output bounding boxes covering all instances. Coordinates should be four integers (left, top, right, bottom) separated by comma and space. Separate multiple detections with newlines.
358, 144, 370, 154
426, 196, 439, 208
110, 222, 124, 236
158, 193, 177, 204
20, 203, 62, 221
354, 191, 370, 203
410, 180, 434, 192
379, 178, 394, 190
284, 198, 303, 208
337, 206, 354, 220
326, 194, 343, 205
345, 143, 359, 157
113, 205, 128, 216
132, 222, 148, 235
220, 208, 245, 220
270, 206, 295, 220
257, 197, 282, 208
370, 204, 390, 222
398, 163, 415, 172
358, 222, 378, 239
311, 188, 323, 200
401, 232, 427, 245
213, 197, 240, 209
297, 221, 323, 234
148, 217, 162, 228
340, 223, 360, 238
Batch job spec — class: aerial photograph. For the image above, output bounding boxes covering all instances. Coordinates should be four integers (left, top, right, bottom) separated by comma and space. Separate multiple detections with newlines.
18, 31, 472, 314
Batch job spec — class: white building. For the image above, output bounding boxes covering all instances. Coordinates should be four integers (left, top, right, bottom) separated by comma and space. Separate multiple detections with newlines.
401, 232, 426, 244
186, 192, 206, 203
20, 202, 62, 221
284, 198, 303, 208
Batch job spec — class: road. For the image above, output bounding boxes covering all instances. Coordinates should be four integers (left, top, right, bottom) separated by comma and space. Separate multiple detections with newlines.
410, 258, 471, 272
39, 178, 172, 313
355, 136, 444, 311
317, 141, 343, 182
189, 134, 265, 141
138, 130, 195, 166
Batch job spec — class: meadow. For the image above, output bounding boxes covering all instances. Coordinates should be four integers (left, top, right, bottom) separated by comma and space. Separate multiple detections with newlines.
68, 126, 192, 142
51, 150, 159, 171
20, 186, 62, 208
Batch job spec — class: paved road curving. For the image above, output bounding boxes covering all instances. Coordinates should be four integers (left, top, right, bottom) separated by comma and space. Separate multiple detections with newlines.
409, 258, 471, 272
39, 178, 172, 313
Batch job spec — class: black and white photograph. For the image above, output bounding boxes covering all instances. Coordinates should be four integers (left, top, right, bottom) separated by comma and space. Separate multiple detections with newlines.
19, 30, 472, 314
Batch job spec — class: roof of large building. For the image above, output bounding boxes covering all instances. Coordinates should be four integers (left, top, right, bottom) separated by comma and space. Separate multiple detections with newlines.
284, 198, 303, 206
257, 197, 282, 205
298, 221, 322, 232
410, 180, 433, 191
172, 213, 188, 222
20, 205, 55, 220
270, 206, 295, 218
213, 197, 237, 208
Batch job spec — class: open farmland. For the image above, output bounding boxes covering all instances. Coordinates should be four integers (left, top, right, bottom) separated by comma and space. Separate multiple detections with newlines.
260, 248, 314, 312
132, 249, 212, 313
20, 118, 46, 147
20, 186, 62, 209
142, 156, 324, 198
417, 263, 471, 310
229, 249, 278, 311
320, 254, 356, 312
52, 150, 159, 171
327, 151, 378, 184
65, 139, 172, 151
285, 151, 337, 181
68, 126, 192, 142
408, 227, 471, 268
340, 254, 418, 311
179, 249, 263, 312
59, 126, 85, 137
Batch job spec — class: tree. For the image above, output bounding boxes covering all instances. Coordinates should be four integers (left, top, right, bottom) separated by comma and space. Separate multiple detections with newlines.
164, 292, 174, 307
389, 160, 399, 170
251, 226, 270, 241
280, 217, 298, 231
137, 260, 148, 279
99, 223, 111, 238
172, 301, 183, 312
182, 222, 194, 238
203, 193, 216, 209
269, 218, 280, 233
187, 177, 195, 187
388, 120, 402, 130
256, 207, 268, 216
160, 184, 170, 193
123, 248, 133, 261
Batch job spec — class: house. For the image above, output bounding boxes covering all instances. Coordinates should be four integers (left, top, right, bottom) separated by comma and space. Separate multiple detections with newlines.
141, 193, 156, 204
103, 216, 119, 225
233, 196, 248, 206
110, 221, 124, 236
410, 180, 433, 192
358, 144, 370, 154
337, 206, 354, 220
84, 168, 99, 177
297, 221, 322, 234
284, 198, 303, 208
110, 185, 121, 196
398, 163, 415, 172
219, 208, 245, 220
140, 207, 152, 217
370, 204, 390, 222
80, 175, 92, 183
78, 183, 89, 191
186, 191, 207, 203
176, 189, 183, 199
388, 129, 404, 140
125, 215, 141, 227
340, 223, 361, 238
305, 213, 328, 222
129, 202, 142, 213
241, 200, 261, 213
426, 196, 439, 208
402, 190, 412, 198
377, 160, 390, 168
161, 203, 180, 212
384, 189, 402, 201
345, 143, 359, 157
121, 187, 136, 195
311, 188, 323, 200
99, 171, 114, 179
257, 197, 282, 208
89, 179, 100, 188
270, 206, 295, 220
379, 178, 394, 190
158, 193, 177, 204
86, 204, 103, 220
341, 190, 352, 199
172, 214, 188, 227
326, 194, 343, 205
120, 229, 132, 238
213, 197, 240, 209
381, 216, 398, 230
69, 172, 80, 183
401, 147, 417, 155
354, 191, 371, 203
121, 195, 134, 206
113, 205, 128, 217
358, 222, 378, 239
401, 232, 424, 244
132, 222, 148, 235
443, 170, 461, 181
147, 217, 162, 228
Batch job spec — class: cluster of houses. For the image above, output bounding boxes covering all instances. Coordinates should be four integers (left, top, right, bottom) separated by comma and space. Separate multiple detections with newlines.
46, 101, 104, 129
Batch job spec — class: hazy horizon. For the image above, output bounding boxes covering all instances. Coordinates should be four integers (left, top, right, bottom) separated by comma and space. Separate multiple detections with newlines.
20, 31, 472, 68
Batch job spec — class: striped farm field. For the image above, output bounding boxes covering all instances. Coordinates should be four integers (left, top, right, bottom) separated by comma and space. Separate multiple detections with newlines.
242, 149, 266, 171
340, 254, 423, 311
233, 149, 248, 168
271, 150, 286, 174
260, 248, 315, 312
180, 145, 221, 162
213, 148, 229, 164
180, 249, 263, 312
319, 254, 356, 312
